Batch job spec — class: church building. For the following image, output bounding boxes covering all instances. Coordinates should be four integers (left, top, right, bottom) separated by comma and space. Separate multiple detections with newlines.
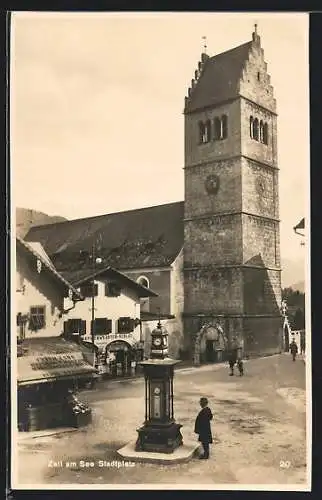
25, 27, 282, 362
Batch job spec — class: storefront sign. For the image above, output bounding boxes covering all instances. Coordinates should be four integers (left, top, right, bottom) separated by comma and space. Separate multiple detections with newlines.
30, 354, 85, 370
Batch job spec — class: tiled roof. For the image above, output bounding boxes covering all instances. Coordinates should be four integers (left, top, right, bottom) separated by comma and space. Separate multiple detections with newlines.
60, 266, 158, 297
16, 236, 82, 300
17, 336, 96, 385
184, 42, 252, 114
25, 202, 184, 270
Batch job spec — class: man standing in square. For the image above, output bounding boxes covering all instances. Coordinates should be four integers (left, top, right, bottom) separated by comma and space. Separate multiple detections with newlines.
194, 397, 213, 459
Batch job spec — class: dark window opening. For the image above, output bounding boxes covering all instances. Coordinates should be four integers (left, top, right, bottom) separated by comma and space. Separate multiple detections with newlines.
198, 121, 206, 144
91, 318, 112, 335
259, 120, 264, 143
64, 318, 86, 336
250, 116, 254, 138
214, 117, 222, 140
138, 277, 149, 288
263, 122, 268, 145
221, 114, 228, 139
29, 306, 46, 331
205, 119, 211, 142
253, 118, 259, 141
105, 282, 121, 297
257, 71, 260, 81
118, 317, 135, 334
80, 283, 98, 298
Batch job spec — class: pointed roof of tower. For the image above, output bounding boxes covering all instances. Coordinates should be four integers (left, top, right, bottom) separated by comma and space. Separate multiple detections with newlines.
184, 38, 254, 114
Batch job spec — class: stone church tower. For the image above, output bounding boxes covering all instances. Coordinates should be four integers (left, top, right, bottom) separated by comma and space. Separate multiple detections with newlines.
183, 27, 282, 357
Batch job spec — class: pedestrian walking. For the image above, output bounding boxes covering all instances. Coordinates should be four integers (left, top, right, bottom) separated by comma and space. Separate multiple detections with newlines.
300, 336, 305, 356
237, 358, 244, 376
194, 397, 213, 460
228, 348, 237, 376
289, 339, 298, 361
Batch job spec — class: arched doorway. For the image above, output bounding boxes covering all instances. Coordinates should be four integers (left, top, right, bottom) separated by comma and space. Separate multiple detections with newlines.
105, 340, 134, 377
193, 323, 228, 365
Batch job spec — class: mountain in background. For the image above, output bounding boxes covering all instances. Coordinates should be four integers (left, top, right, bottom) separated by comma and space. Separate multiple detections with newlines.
16, 207, 306, 290
281, 257, 305, 291
16, 207, 67, 239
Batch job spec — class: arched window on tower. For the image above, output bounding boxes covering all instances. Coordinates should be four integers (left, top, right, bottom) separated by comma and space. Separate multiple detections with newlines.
214, 117, 221, 140
221, 115, 228, 139
137, 276, 150, 313
263, 122, 268, 145
205, 119, 211, 142
253, 118, 259, 141
198, 121, 205, 144
259, 120, 264, 143
250, 116, 254, 138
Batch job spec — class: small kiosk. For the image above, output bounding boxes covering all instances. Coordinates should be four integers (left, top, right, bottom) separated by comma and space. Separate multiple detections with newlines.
135, 321, 183, 454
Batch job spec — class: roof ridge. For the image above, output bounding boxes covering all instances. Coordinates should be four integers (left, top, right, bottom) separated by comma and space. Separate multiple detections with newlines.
16, 236, 81, 297
209, 40, 252, 60
26, 200, 184, 233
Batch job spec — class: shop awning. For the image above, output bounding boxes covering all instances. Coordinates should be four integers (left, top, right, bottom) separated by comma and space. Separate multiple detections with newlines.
17, 337, 96, 386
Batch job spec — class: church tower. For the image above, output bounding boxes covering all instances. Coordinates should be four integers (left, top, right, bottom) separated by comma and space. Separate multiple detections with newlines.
183, 27, 282, 358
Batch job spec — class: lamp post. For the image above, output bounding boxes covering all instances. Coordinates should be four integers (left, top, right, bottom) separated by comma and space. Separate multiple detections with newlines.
90, 242, 102, 365
135, 315, 183, 454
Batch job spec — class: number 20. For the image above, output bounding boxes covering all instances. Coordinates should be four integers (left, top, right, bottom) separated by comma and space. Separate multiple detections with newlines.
280, 460, 291, 469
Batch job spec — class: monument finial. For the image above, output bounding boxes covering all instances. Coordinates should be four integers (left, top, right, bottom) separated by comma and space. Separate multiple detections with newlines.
202, 35, 207, 54
254, 23, 258, 35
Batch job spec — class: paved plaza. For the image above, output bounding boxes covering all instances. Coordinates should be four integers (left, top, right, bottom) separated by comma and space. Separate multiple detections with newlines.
16, 354, 307, 487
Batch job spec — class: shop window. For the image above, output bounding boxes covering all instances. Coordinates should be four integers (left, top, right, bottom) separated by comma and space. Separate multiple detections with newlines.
105, 282, 121, 297
29, 306, 46, 331
91, 318, 112, 335
79, 283, 98, 298
118, 317, 135, 333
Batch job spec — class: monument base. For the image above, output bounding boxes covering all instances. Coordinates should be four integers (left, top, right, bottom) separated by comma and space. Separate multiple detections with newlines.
118, 440, 201, 465
135, 422, 183, 453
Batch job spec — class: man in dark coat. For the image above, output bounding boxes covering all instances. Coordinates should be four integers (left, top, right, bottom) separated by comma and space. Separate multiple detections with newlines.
290, 339, 298, 361
228, 348, 238, 376
194, 397, 213, 459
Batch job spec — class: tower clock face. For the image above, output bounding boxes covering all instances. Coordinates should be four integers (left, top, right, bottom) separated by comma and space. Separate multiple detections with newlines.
205, 174, 220, 194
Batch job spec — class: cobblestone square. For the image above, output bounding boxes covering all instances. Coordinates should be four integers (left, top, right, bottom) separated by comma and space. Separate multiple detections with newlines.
15, 354, 307, 488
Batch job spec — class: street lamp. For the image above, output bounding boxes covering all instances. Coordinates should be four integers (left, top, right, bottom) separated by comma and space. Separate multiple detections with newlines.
90, 242, 102, 360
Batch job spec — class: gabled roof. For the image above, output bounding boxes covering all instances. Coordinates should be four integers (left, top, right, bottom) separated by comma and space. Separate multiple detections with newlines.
61, 266, 158, 298
25, 201, 184, 270
184, 41, 252, 114
16, 236, 82, 300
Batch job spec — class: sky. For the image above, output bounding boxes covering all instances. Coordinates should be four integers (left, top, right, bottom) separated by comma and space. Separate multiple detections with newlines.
10, 12, 309, 266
